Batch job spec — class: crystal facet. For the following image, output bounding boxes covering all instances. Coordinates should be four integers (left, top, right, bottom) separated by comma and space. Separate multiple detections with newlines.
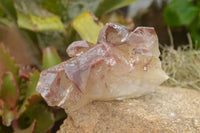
66, 40, 92, 57
36, 23, 168, 112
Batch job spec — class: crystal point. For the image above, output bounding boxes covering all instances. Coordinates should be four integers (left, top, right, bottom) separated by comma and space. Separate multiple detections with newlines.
97, 23, 130, 46
66, 40, 92, 57
36, 23, 168, 112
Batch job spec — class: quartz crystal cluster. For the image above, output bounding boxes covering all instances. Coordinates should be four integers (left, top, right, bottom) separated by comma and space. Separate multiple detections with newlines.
36, 23, 168, 112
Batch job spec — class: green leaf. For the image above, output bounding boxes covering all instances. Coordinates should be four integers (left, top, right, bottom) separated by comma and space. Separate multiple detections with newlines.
0, 100, 17, 126
14, 0, 64, 32
164, 0, 198, 26
189, 13, 200, 49
0, 0, 17, 21
36, 31, 67, 54
26, 71, 40, 98
18, 103, 55, 133
35, 0, 136, 23
18, 71, 41, 117
0, 73, 19, 126
65, 0, 101, 22
72, 10, 104, 44
0, 72, 19, 109
54, 109, 67, 122
42, 46, 62, 70
35, 0, 66, 17
0, 18, 15, 26
65, 24, 81, 49
14, 120, 36, 133
36, 0, 101, 24
0, 43, 19, 84
35, 0, 70, 23
0, 7, 5, 17
95, 0, 137, 17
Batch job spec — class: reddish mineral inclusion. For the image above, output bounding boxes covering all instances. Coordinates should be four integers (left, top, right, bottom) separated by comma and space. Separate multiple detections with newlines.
36, 23, 168, 112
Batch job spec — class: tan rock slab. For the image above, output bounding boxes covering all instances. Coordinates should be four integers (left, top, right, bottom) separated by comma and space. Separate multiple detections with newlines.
58, 86, 200, 133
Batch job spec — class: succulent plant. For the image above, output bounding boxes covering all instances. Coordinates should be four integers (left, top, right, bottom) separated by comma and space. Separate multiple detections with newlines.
0, 0, 138, 132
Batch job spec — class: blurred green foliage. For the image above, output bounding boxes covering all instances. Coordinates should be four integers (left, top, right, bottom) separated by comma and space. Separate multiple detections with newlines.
72, 10, 104, 44
0, 0, 136, 132
42, 46, 62, 70
164, 0, 200, 49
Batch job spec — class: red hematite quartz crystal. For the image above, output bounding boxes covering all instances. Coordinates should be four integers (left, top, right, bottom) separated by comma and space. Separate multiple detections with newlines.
36, 23, 168, 112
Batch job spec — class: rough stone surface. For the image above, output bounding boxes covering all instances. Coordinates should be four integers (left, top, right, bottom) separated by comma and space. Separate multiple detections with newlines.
57, 86, 200, 133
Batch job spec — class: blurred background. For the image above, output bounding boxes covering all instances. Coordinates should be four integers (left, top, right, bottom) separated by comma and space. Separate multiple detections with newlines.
0, 0, 199, 132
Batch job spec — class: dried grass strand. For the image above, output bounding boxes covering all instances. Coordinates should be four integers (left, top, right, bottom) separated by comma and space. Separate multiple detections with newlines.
161, 45, 200, 90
